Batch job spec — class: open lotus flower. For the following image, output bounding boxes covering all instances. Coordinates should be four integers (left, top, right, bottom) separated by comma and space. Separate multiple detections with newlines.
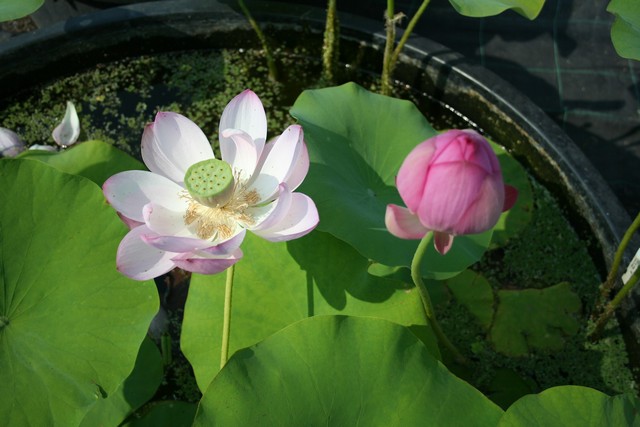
385, 129, 517, 255
52, 101, 80, 147
103, 90, 319, 280
0, 127, 25, 157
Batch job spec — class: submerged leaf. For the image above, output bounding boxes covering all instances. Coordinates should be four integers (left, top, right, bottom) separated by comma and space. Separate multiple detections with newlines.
490, 282, 581, 356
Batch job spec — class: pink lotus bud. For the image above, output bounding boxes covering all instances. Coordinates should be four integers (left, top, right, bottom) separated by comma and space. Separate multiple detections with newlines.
385, 129, 517, 255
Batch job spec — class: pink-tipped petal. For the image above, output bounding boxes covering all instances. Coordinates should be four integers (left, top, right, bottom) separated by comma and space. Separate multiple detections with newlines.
433, 231, 454, 255
141, 234, 218, 253
248, 184, 293, 231
220, 128, 259, 181
385, 204, 429, 239
117, 225, 177, 280
117, 212, 144, 230
283, 141, 310, 192
198, 229, 247, 256
219, 90, 267, 158
52, 101, 80, 147
452, 175, 505, 235
142, 202, 189, 236
396, 139, 437, 213
417, 161, 491, 232
103, 170, 185, 222
252, 192, 318, 242
142, 112, 214, 184
0, 127, 25, 157
503, 184, 519, 211
249, 125, 305, 202
172, 249, 243, 275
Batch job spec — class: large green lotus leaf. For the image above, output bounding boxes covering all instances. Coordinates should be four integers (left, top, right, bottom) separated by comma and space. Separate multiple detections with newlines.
0, 159, 158, 427
122, 401, 197, 427
181, 230, 438, 392
80, 337, 164, 427
497, 385, 640, 426
18, 140, 145, 185
490, 282, 581, 356
0, 0, 44, 22
491, 142, 533, 248
195, 316, 504, 426
447, 0, 544, 19
291, 83, 492, 280
608, 0, 640, 60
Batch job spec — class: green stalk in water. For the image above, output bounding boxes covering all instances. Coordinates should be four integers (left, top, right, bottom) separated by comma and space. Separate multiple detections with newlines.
322, 0, 340, 83
238, 0, 278, 81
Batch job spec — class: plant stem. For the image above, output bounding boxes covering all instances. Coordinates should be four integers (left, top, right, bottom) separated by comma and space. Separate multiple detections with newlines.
220, 264, 236, 369
411, 233, 467, 365
381, 0, 431, 96
381, 0, 396, 96
322, 0, 339, 83
591, 267, 640, 340
238, 0, 278, 81
598, 211, 640, 307
390, 0, 430, 68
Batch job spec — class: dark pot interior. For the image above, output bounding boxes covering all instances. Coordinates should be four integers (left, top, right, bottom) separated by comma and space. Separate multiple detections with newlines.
1, 0, 638, 360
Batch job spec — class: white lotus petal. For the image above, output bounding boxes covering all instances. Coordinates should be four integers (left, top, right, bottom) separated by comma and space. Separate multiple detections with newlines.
283, 140, 309, 191
0, 127, 25, 157
220, 129, 259, 181
103, 170, 185, 222
117, 225, 177, 280
52, 101, 80, 147
197, 229, 247, 256
219, 89, 267, 158
247, 184, 293, 231
249, 125, 304, 202
141, 234, 216, 253
142, 112, 215, 184
172, 249, 243, 275
142, 202, 190, 236
252, 192, 318, 242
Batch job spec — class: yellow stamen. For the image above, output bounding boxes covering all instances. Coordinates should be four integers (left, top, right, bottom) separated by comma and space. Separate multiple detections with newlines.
182, 176, 260, 241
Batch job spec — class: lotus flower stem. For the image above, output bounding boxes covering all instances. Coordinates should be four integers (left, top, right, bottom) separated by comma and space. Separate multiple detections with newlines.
238, 0, 278, 81
411, 233, 468, 365
598, 210, 640, 306
322, 0, 339, 83
220, 264, 236, 369
591, 266, 640, 340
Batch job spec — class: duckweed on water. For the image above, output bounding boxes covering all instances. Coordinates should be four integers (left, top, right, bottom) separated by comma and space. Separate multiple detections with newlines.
1, 47, 635, 406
